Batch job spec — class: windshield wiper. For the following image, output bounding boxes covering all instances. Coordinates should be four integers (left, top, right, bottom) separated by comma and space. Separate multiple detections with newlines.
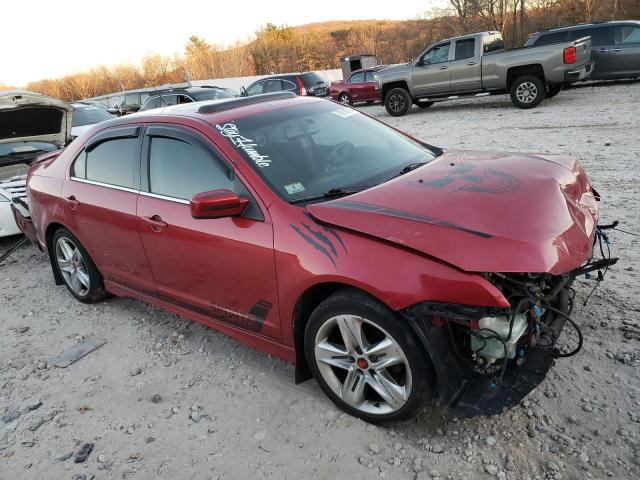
393, 162, 428, 178
289, 186, 371, 205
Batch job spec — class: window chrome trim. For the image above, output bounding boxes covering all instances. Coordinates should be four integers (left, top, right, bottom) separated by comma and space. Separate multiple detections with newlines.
69, 177, 191, 205
139, 191, 190, 205
70, 176, 138, 194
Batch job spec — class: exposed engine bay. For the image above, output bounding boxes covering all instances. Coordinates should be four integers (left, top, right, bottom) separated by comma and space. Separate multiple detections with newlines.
403, 222, 619, 416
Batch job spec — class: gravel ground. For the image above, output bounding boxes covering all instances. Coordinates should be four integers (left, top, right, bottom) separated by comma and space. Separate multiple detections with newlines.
1, 81, 639, 480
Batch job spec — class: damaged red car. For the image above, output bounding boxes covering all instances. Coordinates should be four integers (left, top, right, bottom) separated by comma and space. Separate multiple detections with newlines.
14, 92, 615, 423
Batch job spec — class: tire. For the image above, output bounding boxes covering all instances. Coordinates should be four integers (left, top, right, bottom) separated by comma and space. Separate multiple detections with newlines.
338, 93, 352, 106
546, 84, 562, 98
415, 101, 434, 109
510, 75, 545, 109
384, 88, 412, 117
52, 227, 108, 303
304, 289, 435, 424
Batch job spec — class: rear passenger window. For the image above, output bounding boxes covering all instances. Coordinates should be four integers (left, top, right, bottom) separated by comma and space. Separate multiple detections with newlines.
618, 25, 640, 44
149, 137, 232, 200
264, 80, 283, 93
455, 39, 475, 60
365, 71, 374, 82
282, 80, 297, 92
536, 31, 568, 45
579, 27, 614, 46
85, 138, 138, 188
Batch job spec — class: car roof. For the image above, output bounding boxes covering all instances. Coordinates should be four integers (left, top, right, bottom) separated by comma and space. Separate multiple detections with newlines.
535, 20, 639, 34
146, 86, 226, 97
99, 92, 322, 129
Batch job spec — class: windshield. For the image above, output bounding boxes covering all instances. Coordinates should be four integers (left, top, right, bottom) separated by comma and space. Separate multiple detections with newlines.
215, 101, 439, 203
192, 89, 236, 101
72, 106, 114, 127
0, 141, 57, 159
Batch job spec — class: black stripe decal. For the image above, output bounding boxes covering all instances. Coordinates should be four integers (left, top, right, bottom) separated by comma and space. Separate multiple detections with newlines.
290, 224, 337, 267
328, 200, 492, 239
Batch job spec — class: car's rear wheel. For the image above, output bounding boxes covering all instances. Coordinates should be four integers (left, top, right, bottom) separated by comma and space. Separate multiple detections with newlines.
510, 75, 545, 109
338, 93, 352, 106
546, 84, 562, 98
384, 88, 412, 117
53, 227, 108, 303
304, 289, 434, 424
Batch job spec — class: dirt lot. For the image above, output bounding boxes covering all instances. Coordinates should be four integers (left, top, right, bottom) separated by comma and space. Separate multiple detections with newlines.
1, 81, 639, 480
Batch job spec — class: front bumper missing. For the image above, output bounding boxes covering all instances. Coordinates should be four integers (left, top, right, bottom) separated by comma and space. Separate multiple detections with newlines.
401, 299, 567, 418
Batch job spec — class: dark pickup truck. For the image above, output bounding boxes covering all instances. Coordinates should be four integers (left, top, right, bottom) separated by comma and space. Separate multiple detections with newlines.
374, 31, 592, 116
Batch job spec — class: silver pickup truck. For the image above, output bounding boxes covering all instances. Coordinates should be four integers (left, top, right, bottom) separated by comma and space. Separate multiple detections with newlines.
374, 31, 592, 116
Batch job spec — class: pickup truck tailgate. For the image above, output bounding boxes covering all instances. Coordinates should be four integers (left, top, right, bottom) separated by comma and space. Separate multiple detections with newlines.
573, 36, 592, 69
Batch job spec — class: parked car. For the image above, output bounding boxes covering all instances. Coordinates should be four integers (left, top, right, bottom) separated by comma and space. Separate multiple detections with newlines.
108, 91, 149, 116
139, 86, 236, 112
0, 175, 27, 237
1, 90, 71, 168
525, 20, 640, 80
71, 102, 115, 139
242, 73, 330, 98
1, 90, 72, 237
375, 30, 592, 116
330, 66, 386, 105
14, 92, 613, 423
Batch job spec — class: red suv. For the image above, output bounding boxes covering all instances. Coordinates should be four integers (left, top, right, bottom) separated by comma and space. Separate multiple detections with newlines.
330, 66, 386, 105
14, 92, 612, 423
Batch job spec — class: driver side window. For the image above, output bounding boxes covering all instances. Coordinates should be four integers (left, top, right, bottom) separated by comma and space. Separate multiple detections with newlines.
420, 43, 451, 65
246, 81, 265, 96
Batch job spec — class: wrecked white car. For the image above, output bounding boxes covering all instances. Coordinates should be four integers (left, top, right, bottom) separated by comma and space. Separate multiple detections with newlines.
0, 90, 72, 237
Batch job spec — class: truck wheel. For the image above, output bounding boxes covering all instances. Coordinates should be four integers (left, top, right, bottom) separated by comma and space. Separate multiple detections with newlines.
510, 76, 545, 109
339, 93, 352, 106
384, 88, 411, 117
415, 101, 434, 109
546, 84, 562, 99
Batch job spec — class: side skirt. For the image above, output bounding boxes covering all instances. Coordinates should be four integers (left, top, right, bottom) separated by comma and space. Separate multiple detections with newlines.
104, 280, 296, 364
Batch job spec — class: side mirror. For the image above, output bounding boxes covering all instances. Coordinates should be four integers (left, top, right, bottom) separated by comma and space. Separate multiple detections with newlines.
190, 189, 249, 219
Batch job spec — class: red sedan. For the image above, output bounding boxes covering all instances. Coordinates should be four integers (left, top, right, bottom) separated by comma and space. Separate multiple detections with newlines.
330, 66, 385, 106
14, 92, 613, 423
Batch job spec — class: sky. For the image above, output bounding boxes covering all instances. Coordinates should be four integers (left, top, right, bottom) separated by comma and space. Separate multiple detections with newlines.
0, 0, 444, 86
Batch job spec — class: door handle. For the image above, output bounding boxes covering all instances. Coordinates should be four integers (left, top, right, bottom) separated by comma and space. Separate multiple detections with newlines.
142, 215, 168, 232
63, 195, 79, 210
440, 65, 448, 70
610, 48, 622, 52
598, 48, 609, 53
467, 61, 477, 65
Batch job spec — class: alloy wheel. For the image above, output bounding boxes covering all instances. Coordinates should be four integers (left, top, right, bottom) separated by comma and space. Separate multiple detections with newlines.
388, 93, 406, 113
55, 236, 90, 296
516, 82, 538, 104
313, 314, 412, 415
339, 94, 351, 105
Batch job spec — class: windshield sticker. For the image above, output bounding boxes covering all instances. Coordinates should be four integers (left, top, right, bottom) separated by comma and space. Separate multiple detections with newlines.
284, 182, 306, 195
216, 122, 271, 168
331, 107, 357, 119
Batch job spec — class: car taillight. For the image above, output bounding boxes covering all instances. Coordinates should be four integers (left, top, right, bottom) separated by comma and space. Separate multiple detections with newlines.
564, 46, 576, 64
296, 76, 307, 95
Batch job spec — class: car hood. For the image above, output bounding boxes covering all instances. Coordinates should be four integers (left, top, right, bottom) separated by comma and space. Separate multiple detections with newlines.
306, 150, 598, 275
0, 90, 72, 154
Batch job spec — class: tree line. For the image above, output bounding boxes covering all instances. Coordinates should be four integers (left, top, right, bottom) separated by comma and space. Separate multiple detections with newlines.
7, 0, 638, 101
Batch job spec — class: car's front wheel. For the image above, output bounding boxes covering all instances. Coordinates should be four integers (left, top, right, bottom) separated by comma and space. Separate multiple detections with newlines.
52, 227, 108, 303
510, 75, 546, 109
384, 88, 412, 116
304, 289, 434, 424
338, 93, 352, 106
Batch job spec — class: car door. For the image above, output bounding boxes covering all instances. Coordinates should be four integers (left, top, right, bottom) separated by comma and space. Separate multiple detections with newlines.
449, 37, 481, 92
362, 71, 379, 101
61, 126, 157, 293
614, 24, 640, 78
347, 71, 366, 100
411, 42, 452, 96
575, 26, 616, 79
136, 125, 281, 339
